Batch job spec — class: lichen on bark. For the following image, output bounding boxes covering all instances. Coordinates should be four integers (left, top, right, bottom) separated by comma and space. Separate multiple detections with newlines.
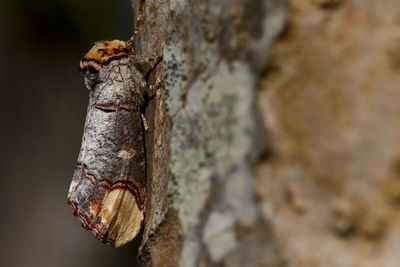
132, 0, 287, 266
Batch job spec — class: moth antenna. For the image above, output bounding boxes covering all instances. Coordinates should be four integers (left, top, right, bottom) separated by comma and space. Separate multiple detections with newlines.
127, 35, 134, 46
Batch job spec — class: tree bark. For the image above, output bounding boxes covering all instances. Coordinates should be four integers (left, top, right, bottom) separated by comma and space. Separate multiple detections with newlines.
131, 0, 400, 266
131, 0, 287, 266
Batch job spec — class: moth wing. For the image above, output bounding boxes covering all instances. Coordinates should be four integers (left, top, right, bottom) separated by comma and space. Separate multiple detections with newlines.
97, 186, 144, 247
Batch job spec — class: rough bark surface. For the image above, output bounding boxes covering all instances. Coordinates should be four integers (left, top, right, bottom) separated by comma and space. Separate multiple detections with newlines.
131, 0, 286, 266
131, 0, 400, 266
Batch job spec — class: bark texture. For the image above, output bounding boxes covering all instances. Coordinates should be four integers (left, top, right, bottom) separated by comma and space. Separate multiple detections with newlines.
132, 0, 286, 266
131, 0, 400, 266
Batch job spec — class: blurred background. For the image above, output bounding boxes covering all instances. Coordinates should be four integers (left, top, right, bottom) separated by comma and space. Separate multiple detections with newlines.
0, 1, 140, 266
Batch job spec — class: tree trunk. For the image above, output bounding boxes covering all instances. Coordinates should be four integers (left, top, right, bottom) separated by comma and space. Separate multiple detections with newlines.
131, 0, 286, 266
131, 0, 400, 266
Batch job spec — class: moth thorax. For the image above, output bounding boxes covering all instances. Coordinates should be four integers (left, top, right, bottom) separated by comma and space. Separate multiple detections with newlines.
78, 40, 133, 75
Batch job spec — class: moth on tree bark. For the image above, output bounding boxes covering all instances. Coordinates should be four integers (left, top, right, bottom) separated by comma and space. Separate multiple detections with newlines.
68, 0, 287, 264
70, 0, 287, 264
67, 40, 159, 248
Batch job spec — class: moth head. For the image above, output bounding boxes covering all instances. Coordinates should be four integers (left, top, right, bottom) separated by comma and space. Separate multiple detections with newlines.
78, 40, 133, 89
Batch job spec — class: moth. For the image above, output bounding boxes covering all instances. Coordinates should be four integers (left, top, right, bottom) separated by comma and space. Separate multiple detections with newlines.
67, 40, 156, 247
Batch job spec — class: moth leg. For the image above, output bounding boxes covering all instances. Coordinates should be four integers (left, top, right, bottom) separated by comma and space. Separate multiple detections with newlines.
141, 113, 149, 131
148, 76, 163, 98
132, 55, 162, 79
